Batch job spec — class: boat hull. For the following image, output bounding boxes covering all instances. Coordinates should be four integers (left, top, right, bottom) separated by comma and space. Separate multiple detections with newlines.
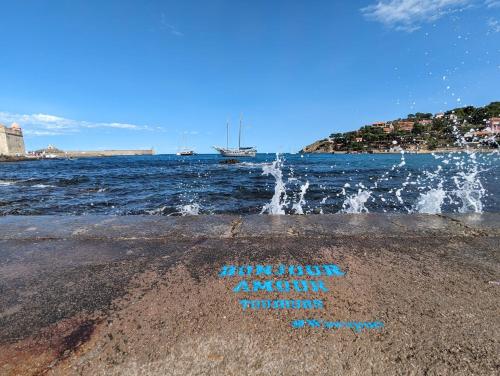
177, 151, 195, 156
213, 146, 256, 157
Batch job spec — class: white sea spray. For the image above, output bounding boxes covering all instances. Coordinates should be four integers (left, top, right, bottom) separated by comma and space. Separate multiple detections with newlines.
177, 203, 201, 216
261, 154, 288, 215
413, 185, 447, 214
341, 187, 371, 213
292, 181, 310, 214
261, 154, 311, 215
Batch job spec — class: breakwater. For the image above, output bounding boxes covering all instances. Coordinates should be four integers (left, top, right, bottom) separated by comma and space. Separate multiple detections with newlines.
63, 149, 154, 157
0, 214, 498, 375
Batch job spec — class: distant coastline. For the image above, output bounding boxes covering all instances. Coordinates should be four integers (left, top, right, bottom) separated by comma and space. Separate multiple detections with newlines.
301, 102, 499, 154
301, 147, 496, 155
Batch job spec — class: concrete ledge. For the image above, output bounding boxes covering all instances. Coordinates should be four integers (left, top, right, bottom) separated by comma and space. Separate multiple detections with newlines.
0, 213, 498, 240
0, 214, 498, 375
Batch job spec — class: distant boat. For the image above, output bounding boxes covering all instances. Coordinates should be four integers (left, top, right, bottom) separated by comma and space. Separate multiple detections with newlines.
176, 149, 195, 156
176, 134, 195, 156
213, 117, 257, 157
44, 153, 61, 159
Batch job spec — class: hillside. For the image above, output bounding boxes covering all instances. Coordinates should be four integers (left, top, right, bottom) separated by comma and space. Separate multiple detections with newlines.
301, 102, 499, 153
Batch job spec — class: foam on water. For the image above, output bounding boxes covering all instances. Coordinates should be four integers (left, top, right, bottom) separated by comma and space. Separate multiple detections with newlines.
177, 203, 201, 216
32, 184, 56, 188
0, 180, 16, 186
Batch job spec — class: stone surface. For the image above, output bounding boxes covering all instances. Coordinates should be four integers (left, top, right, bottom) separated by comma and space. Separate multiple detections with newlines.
0, 214, 499, 375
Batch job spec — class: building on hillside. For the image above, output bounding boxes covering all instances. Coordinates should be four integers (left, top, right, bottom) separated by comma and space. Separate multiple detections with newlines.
383, 126, 393, 134
0, 123, 26, 156
486, 117, 500, 128
355, 137, 363, 143
434, 113, 445, 119
474, 129, 499, 137
396, 121, 414, 132
475, 118, 500, 136
33, 145, 65, 157
418, 119, 433, 125
372, 122, 386, 127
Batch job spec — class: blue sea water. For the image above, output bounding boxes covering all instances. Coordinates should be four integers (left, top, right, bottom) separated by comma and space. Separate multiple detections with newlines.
0, 152, 498, 215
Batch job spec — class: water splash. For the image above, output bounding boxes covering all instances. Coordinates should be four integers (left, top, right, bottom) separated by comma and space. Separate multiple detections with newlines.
339, 152, 406, 213
413, 186, 446, 214
261, 154, 311, 215
341, 187, 371, 213
452, 153, 485, 213
292, 181, 310, 214
177, 203, 200, 216
261, 154, 288, 215
411, 132, 487, 214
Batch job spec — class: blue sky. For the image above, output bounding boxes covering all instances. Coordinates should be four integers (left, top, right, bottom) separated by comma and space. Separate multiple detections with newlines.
0, 0, 499, 153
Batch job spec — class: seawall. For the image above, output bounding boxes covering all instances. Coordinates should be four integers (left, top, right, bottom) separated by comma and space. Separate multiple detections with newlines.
0, 214, 498, 375
64, 149, 154, 157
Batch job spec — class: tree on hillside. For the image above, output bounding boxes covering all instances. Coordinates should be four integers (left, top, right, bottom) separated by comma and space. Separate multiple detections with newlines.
468, 107, 488, 125
432, 118, 447, 131
485, 102, 500, 118
415, 112, 432, 119
412, 123, 425, 135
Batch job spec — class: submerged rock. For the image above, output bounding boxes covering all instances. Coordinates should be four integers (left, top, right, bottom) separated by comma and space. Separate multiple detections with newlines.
219, 159, 241, 164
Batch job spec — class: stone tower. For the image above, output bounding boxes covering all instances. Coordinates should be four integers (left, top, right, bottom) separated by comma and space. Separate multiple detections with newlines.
0, 123, 26, 156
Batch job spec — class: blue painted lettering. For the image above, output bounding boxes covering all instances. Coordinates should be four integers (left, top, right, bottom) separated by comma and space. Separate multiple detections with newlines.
219, 265, 236, 277
233, 280, 250, 292
293, 280, 309, 292
253, 280, 274, 292
305, 265, 322, 276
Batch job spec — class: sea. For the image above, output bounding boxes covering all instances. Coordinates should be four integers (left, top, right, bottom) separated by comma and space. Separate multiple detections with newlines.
0, 152, 498, 215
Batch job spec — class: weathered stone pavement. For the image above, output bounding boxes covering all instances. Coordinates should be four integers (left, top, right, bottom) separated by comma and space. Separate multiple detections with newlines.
0, 214, 499, 375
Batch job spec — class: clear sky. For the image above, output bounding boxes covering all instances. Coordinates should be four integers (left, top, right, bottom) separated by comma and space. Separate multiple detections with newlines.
0, 0, 499, 153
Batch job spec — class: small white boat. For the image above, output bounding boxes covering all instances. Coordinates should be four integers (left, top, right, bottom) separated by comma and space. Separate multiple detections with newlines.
214, 117, 257, 157
43, 153, 61, 159
176, 133, 196, 156
176, 149, 195, 156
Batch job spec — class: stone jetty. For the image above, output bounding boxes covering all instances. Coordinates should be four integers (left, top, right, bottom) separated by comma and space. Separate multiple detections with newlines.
0, 214, 498, 375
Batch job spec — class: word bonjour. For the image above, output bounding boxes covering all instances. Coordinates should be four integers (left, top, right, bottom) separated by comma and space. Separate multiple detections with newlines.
218, 264, 345, 309
219, 264, 345, 278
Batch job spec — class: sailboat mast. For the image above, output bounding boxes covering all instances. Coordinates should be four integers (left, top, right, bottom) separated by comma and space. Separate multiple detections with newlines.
239, 115, 242, 150
226, 120, 229, 150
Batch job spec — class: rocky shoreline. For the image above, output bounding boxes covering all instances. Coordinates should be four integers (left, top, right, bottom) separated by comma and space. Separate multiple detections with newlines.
0, 155, 38, 163
300, 139, 494, 154
0, 214, 498, 375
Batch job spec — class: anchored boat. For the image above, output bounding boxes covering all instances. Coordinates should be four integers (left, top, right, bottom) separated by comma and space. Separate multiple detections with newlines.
176, 149, 195, 156
176, 133, 196, 156
213, 117, 257, 157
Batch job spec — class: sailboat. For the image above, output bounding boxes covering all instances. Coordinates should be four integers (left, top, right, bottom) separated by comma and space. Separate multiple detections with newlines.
176, 149, 195, 156
176, 133, 195, 156
213, 117, 257, 157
